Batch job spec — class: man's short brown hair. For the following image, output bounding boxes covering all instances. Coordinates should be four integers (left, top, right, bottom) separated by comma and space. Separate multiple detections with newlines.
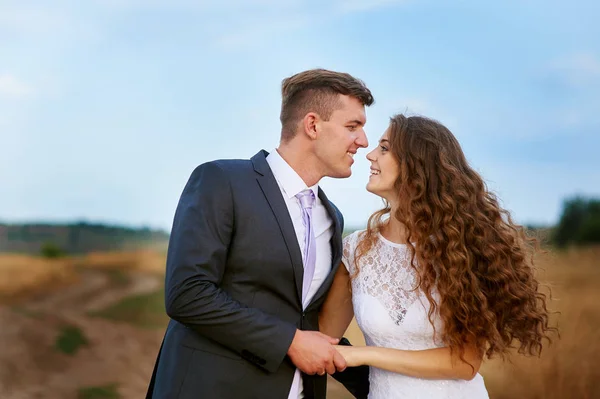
279, 69, 374, 141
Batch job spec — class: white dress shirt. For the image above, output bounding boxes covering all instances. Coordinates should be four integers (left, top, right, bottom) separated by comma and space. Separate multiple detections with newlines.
266, 149, 334, 399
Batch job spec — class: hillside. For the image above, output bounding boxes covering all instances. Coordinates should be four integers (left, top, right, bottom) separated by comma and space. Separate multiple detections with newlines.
0, 247, 598, 398
0, 222, 169, 255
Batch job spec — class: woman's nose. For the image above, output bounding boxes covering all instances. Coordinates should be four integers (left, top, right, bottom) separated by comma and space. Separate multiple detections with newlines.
366, 149, 376, 162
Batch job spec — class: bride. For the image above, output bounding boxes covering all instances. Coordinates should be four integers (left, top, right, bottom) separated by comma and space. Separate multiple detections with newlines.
320, 114, 555, 398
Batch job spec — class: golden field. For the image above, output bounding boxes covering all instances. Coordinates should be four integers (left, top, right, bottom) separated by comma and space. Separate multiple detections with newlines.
0, 246, 598, 398
0, 251, 166, 296
0, 254, 78, 302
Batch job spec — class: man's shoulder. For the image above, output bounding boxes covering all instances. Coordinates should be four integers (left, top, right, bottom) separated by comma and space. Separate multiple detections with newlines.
193, 157, 254, 176
210, 158, 253, 172
327, 199, 342, 215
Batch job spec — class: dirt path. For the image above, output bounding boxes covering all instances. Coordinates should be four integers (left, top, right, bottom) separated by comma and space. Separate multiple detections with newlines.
0, 268, 355, 399
24, 269, 161, 314
84, 271, 161, 313
0, 269, 164, 399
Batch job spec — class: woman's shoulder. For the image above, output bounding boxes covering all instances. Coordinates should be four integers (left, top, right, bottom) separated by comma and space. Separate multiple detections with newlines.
342, 229, 366, 247
341, 229, 366, 270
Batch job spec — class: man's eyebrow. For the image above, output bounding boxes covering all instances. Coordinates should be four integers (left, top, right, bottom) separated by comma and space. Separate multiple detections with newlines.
347, 119, 365, 126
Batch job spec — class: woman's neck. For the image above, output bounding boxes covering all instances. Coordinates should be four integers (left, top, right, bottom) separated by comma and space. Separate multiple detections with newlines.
381, 211, 409, 245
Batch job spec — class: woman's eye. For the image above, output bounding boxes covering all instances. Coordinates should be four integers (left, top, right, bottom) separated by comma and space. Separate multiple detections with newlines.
380, 145, 388, 152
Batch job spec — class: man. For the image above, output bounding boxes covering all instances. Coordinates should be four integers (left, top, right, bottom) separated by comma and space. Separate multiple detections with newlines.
147, 69, 373, 398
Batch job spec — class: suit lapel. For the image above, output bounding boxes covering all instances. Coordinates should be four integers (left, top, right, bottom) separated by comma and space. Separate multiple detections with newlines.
252, 151, 304, 305
307, 187, 343, 308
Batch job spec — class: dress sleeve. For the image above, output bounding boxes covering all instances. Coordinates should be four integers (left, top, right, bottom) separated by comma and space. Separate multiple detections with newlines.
341, 231, 359, 274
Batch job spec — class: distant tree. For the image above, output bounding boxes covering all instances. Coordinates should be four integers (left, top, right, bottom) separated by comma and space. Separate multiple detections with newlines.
40, 242, 65, 258
577, 217, 600, 244
553, 196, 600, 247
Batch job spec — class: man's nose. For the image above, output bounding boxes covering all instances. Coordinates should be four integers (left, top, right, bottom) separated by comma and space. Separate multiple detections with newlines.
356, 129, 369, 148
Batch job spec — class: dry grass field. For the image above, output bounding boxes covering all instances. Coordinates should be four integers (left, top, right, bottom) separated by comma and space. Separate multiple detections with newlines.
0, 250, 166, 300
0, 254, 78, 303
0, 246, 598, 398
480, 246, 600, 399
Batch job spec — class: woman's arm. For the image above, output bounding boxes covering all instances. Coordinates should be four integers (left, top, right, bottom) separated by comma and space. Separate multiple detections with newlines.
319, 263, 354, 339
335, 343, 483, 381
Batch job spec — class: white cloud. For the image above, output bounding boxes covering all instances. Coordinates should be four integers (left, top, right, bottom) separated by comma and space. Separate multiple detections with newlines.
91, 0, 412, 50
95, 0, 301, 11
214, 15, 310, 50
210, 0, 412, 50
551, 52, 600, 86
335, 0, 411, 13
0, 74, 35, 98
0, 5, 69, 35
386, 97, 461, 132
97, 0, 408, 13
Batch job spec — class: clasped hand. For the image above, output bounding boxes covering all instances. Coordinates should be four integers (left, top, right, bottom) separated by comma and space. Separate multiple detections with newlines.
287, 330, 347, 376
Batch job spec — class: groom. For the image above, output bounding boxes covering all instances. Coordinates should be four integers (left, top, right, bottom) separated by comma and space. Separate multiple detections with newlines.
147, 69, 373, 398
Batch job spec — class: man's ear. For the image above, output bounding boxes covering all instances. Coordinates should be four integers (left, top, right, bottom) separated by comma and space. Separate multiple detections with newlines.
302, 112, 320, 140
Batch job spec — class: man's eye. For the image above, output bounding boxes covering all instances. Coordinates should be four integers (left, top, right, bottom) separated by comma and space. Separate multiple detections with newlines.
348, 125, 357, 131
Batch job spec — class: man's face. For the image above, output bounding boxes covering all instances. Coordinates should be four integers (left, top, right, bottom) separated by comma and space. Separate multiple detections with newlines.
314, 95, 368, 179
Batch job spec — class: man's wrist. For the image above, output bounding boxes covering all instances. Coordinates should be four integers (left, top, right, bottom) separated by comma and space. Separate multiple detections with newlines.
286, 329, 301, 356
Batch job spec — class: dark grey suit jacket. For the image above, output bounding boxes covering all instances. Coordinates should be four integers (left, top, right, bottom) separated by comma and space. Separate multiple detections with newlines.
147, 150, 345, 399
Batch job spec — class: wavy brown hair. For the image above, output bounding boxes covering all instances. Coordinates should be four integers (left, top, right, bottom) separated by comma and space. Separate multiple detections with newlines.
355, 114, 556, 362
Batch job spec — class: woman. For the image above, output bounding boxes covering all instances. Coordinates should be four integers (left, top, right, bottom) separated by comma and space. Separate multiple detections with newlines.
320, 114, 555, 398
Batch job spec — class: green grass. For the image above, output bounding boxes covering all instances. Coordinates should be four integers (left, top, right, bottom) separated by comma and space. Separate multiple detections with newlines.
78, 384, 121, 399
55, 325, 89, 355
88, 288, 168, 329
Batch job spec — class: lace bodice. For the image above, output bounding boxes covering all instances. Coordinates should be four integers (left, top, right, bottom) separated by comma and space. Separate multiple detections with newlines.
342, 230, 489, 399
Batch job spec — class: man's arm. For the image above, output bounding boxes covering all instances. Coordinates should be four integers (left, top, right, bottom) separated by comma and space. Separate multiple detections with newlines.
164, 162, 344, 375
164, 162, 297, 372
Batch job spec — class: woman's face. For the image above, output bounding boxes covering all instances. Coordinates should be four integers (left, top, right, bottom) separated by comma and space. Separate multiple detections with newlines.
366, 128, 401, 202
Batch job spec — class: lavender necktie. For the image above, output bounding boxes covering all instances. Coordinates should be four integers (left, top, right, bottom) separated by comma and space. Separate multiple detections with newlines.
296, 189, 316, 304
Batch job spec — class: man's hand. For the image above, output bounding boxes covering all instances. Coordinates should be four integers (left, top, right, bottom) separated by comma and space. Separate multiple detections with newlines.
287, 330, 347, 375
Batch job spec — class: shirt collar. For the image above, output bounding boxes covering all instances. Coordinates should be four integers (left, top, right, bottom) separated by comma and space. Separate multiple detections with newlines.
266, 149, 319, 200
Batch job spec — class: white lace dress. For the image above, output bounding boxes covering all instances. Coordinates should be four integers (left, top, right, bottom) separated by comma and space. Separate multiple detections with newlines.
342, 230, 489, 399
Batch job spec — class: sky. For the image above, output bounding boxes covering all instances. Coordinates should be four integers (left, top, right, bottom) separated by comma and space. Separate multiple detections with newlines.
1, 0, 599, 231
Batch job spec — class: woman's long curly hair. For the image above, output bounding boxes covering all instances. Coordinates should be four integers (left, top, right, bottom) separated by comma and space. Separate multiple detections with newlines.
355, 114, 555, 362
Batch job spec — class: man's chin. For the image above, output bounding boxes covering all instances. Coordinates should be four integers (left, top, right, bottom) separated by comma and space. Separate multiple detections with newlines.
328, 169, 352, 179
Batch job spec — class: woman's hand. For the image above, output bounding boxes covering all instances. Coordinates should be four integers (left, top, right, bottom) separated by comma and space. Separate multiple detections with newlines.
333, 345, 368, 367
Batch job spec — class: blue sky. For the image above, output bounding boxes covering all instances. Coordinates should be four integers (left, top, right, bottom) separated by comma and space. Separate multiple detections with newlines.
1, 0, 599, 231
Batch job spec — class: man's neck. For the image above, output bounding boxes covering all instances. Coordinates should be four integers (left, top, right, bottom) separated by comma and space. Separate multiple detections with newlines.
276, 146, 322, 187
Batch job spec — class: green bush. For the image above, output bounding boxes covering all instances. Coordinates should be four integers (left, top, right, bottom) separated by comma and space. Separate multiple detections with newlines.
55, 325, 89, 355
553, 196, 600, 247
577, 217, 600, 244
40, 242, 65, 258
78, 384, 121, 399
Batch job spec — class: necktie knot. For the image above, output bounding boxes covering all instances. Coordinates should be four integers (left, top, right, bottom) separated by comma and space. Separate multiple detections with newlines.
295, 189, 315, 210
